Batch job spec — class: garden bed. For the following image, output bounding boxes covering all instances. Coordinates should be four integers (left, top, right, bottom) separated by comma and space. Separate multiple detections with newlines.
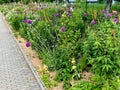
0, 2, 120, 90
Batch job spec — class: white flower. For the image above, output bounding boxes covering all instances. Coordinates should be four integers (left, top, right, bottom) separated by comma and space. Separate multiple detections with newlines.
70, 7, 74, 12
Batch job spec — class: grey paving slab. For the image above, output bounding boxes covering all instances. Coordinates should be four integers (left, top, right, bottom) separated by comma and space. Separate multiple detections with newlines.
0, 14, 45, 90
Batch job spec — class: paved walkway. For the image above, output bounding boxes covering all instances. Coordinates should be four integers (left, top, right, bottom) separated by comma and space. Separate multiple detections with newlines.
0, 14, 45, 90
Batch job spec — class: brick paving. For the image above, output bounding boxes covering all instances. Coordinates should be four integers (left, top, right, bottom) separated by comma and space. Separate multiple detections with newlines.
0, 14, 45, 90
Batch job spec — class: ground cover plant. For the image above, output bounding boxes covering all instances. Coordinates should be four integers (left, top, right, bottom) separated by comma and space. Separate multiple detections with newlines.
0, 1, 120, 90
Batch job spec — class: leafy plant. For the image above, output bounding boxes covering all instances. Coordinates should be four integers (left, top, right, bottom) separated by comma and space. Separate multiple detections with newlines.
70, 75, 120, 90
82, 19, 120, 77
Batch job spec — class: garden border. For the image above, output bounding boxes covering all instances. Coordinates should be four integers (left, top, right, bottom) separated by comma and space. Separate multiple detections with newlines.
0, 12, 46, 90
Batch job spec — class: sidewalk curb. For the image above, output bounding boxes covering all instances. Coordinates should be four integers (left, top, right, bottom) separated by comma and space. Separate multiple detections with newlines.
0, 12, 46, 90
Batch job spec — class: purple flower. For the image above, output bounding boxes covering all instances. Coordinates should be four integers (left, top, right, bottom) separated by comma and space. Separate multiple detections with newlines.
83, 12, 87, 17
26, 42, 30, 47
55, 13, 60, 17
114, 18, 119, 24
106, 13, 111, 18
91, 20, 95, 25
61, 27, 66, 32
68, 14, 72, 17
22, 20, 27, 23
67, 9, 70, 13
49, 19, 53, 23
27, 19, 32, 24
101, 10, 106, 14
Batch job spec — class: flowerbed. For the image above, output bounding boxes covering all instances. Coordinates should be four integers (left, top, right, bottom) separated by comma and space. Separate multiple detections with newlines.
0, 2, 120, 90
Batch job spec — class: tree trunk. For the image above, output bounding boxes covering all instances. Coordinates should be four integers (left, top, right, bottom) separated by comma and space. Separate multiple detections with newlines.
105, 0, 113, 13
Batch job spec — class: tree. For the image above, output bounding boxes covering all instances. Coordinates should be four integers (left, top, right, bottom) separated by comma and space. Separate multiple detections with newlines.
105, 0, 113, 13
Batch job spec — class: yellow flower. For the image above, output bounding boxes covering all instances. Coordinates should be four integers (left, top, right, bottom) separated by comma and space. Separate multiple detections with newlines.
71, 58, 75, 64
43, 65, 48, 71
72, 66, 76, 70
71, 60, 75, 64
72, 58, 75, 61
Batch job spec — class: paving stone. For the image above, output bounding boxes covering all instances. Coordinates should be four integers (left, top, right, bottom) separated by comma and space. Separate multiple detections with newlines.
0, 14, 45, 90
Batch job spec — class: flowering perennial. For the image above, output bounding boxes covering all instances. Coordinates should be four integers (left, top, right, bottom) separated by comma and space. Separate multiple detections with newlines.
27, 19, 32, 24
106, 13, 111, 18
114, 18, 119, 24
26, 42, 30, 47
91, 20, 95, 25
61, 27, 66, 32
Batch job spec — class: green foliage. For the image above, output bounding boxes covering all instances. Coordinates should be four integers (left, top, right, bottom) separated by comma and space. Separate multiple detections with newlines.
9, 13, 23, 31
41, 73, 52, 88
58, 8, 84, 58
0, 0, 4, 4
21, 0, 29, 4
0, 0, 39, 4
41, 72, 58, 88
82, 19, 120, 77
0, 0, 20, 4
70, 75, 120, 90
63, 80, 71, 90
112, 4, 120, 12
